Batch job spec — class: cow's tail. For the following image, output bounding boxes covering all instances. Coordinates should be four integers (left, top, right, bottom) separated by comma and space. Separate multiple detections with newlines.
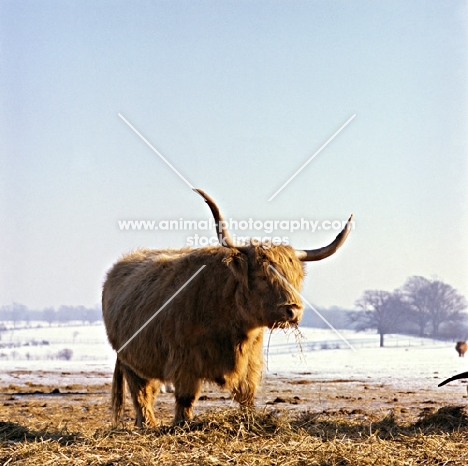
112, 358, 125, 426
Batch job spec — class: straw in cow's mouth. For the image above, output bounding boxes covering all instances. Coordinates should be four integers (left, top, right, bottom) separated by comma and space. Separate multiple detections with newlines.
265, 324, 305, 370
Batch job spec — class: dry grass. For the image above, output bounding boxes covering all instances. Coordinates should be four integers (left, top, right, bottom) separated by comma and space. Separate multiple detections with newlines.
1, 374, 468, 465
2, 404, 468, 465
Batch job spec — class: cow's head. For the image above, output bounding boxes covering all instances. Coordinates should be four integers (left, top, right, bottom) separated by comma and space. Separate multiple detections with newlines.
194, 189, 353, 329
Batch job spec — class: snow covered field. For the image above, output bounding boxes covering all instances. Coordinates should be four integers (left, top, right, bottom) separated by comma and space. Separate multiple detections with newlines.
264, 328, 468, 390
1, 323, 466, 391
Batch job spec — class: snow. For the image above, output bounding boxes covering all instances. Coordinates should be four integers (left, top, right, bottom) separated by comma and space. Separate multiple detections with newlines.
265, 328, 468, 390
1, 323, 466, 390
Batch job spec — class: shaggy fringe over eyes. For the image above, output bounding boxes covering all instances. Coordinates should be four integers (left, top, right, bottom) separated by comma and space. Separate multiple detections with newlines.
251, 245, 305, 294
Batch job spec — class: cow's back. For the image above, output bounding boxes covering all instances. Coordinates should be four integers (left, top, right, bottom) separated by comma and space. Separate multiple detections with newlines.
102, 246, 249, 381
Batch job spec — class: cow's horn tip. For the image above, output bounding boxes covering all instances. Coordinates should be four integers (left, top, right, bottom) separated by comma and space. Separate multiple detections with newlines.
193, 188, 205, 197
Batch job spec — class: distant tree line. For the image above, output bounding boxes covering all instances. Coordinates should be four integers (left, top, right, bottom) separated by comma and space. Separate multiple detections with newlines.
300, 306, 354, 329
0, 303, 102, 328
348, 276, 468, 347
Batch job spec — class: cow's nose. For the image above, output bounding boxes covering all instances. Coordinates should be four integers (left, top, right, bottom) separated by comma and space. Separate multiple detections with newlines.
285, 306, 298, 322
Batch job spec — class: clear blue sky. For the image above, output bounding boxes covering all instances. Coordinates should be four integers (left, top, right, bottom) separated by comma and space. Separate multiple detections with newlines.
1, 1, 467, 310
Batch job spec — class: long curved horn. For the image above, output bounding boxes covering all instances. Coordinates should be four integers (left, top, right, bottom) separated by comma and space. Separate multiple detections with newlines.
438, 371, 468, 387
193, 189, 235, 248
295, 214, 354, 261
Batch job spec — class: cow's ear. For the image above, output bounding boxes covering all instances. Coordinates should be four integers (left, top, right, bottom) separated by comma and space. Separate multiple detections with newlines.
223, 252, 249, 290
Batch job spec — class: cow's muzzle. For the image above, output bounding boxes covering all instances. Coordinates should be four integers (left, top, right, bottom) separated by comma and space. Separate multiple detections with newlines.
280, 304, 302, 324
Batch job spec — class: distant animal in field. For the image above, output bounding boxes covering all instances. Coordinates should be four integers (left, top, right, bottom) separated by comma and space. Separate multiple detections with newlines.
455, 341, 467, 357
160, 382, 174, 394
102, 189, 353, 426
438, 371, 468, 387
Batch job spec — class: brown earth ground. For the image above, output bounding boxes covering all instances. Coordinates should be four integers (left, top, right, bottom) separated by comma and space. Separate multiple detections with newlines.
1, 371, 468, 465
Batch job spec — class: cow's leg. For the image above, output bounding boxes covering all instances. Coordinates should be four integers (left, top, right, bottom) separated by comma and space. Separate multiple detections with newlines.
122, 364, 160, 427
173, 376, 201, 425
231, 333, 263, 408
231, 361, 261, 408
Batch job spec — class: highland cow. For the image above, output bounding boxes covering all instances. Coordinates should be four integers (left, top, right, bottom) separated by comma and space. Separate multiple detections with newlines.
102, 189, 353, 426
455, 341, 467, 357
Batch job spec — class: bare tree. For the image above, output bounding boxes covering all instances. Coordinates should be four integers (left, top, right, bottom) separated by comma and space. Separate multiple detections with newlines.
401, 276, 433, 336
349, 290, 409, 347
42, 307, 56, 327
426, 280, 467, 336
85, 306, 102, 324
2, 303, 29, 329
402, 276, 467, 337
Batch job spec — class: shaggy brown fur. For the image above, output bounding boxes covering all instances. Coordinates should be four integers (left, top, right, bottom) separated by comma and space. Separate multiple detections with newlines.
455, 341, 467, 357
103, 244, 304, 426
